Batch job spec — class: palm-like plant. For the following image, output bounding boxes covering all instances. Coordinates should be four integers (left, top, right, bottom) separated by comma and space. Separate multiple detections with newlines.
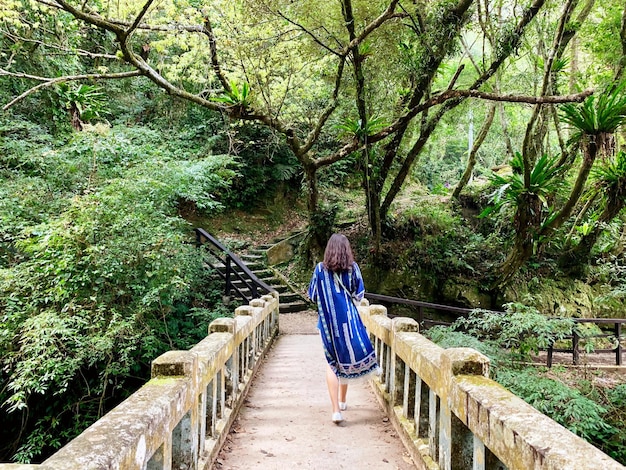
211, 80, 252, 112
560, 82, 626, 135
560, 81, 626, 160
335, 115, 386, 142
591, 151, 626, 211
480, 153, 563, 219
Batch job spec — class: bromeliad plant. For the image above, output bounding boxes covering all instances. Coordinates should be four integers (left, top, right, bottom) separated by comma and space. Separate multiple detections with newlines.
56, 83, 108, 130
480, 152, 563, 221
560, 81, 626, 137
559, 81, 626, 171
592, 151, 626, 207
335, 115, 386, 142
211, 80, 252, 115
566, 150, 626, 262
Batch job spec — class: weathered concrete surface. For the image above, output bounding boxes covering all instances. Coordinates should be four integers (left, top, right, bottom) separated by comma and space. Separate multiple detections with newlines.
213, 313, 416, 469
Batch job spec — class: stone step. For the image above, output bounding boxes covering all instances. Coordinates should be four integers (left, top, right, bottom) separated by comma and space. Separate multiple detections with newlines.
279, 301, 311, 313
240, 253, 265, 262
230, 277, 282, 290
278, 292, 304, 303
212, 261, 265, 273
247, 249, 269, 256
250, 269, 274, 278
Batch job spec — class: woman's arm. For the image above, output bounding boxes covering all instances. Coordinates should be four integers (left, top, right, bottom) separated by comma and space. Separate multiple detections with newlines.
307, 263, 320, 301
351, 262, 365, 301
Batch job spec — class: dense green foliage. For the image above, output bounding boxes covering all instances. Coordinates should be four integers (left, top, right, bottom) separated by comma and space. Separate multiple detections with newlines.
0, 118, 238, 462
1, 0, 626, 465
454, 303, 576, 362
426, 317, 626, 462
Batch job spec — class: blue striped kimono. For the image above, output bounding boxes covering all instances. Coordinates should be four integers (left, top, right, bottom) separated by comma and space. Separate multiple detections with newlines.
308, 262, 379, 380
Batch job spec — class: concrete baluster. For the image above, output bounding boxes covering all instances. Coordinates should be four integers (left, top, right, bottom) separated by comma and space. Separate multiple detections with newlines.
197, 385, 207, 455
392, 318, 419, 408
151, 351, 200, 470
235, 306, 255, 397
403, 366, 416, 421
207, 377, 217, 437
473, 435, 486, 470
209, 318, 235, 422
219, 366, 226, 419
415, 377, 430, 439
439, 348, 490, 470
250, 300, 265, 369
429, 388, 440, 463
172, 411, 196, 470
368, 305, 390, 390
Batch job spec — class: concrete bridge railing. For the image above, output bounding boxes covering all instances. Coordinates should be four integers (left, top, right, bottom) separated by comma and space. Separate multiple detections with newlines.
0, 293, 279, 470
359, 301, 624, 470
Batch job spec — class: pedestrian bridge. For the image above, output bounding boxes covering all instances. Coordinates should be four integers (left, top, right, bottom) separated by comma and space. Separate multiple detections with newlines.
1, 295, 622, 470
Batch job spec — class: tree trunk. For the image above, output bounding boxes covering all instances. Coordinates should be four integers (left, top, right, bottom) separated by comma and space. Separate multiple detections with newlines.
541, 135, 599, 236
304, 164, 324, 264
367, 185, 382, 256
494, 192, 542, 287
453, 104, 496, 199
561, 184, 626, 270
69, 104, 83, 131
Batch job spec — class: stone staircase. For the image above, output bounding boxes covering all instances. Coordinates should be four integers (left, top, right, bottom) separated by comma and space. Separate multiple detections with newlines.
199, 227, 311, 314
238, 243, 310, 314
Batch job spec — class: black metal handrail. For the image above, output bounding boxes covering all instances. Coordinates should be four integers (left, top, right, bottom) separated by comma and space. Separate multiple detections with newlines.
547, 318, 626, 367
365, 292, 626, 367
364, 292, 475, 327
195, 228, 276, 302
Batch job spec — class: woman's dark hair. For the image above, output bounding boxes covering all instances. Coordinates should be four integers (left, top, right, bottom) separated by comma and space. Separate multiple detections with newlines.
323, 233, 354, 272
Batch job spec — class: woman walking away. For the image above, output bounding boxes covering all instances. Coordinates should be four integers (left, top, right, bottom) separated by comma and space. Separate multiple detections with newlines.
308, 233, 379, 424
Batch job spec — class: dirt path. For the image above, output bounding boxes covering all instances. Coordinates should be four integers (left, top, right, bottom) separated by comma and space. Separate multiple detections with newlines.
212, 312, 416, 470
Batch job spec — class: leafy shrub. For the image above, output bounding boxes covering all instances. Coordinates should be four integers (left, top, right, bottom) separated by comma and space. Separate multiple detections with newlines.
0, 125, 237, 462
428, 322, 626, 462
393, 201, 498, 281
453, 303, 575, 362
602, 384, 626, 461
209, 122, 301, 209
424, 326, 504, 371
496, 368, 618, 447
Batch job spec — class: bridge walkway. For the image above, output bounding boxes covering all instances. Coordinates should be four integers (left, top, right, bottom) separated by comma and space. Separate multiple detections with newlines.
212, 311, 415, 470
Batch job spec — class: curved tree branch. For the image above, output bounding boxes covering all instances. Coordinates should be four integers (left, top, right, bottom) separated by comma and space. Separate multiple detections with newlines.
201, 15, 231, 92
1, 30, 119, 60
45, 0, 125, 35
521, 0, 579, 182
301, 57, 346, 156
344, 0, 403, 53
274, 9, 343, 57
124, 0, 156, 40
1, 69, 143, 111
367, 88, 593, 145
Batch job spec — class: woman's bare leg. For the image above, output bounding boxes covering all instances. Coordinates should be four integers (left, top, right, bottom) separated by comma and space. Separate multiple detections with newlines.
326, 364, 341, 413
339, 383, 348, 406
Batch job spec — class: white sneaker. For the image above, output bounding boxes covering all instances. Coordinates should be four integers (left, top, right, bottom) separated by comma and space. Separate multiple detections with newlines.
339, 402, 347, 411
332, 412, 343, 424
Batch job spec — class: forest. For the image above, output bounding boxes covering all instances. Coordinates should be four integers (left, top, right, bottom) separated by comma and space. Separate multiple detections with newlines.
1, 0, 626, 465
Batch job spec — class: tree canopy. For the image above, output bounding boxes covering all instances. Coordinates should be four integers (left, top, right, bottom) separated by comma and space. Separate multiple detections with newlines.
2, 0, 626, 463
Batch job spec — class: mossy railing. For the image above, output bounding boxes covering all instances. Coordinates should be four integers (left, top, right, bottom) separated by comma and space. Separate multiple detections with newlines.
2, 297, 623, 470
0, 294, 279, 470
359, 301, 625, 470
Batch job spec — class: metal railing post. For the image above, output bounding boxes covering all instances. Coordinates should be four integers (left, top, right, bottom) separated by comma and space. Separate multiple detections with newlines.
225, 257, 232, 298
573, 331, 580, 365
616, 323, 622, 366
